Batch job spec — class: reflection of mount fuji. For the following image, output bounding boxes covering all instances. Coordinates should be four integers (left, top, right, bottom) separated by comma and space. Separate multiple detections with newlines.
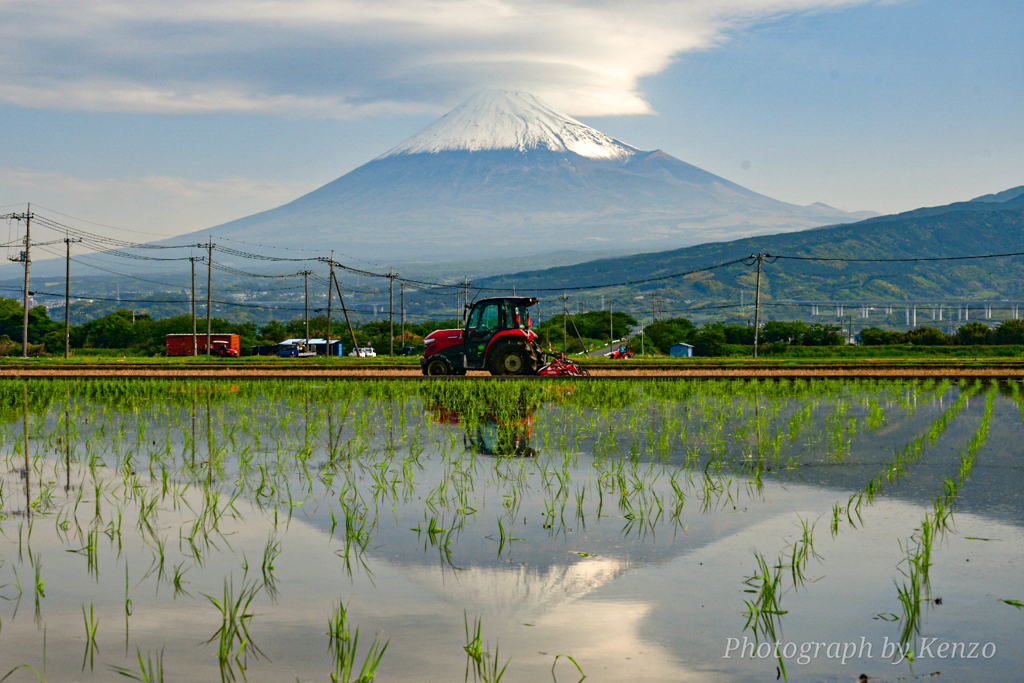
400, 558, 631, 620
168, 90, 873, 262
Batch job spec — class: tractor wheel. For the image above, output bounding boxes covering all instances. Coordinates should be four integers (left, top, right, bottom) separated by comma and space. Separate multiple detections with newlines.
424, 358, 452, 376
494, 345, 537, 376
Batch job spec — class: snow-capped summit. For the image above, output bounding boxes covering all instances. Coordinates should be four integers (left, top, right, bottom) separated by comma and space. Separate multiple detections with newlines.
380, 90, 639, 161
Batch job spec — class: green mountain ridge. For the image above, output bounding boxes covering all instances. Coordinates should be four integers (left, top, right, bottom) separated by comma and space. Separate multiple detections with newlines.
480, 190, 1024, 306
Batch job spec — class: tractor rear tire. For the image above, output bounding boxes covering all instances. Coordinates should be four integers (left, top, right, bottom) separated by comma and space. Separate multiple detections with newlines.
424, 358, 452, 376
494, 344, 539, 376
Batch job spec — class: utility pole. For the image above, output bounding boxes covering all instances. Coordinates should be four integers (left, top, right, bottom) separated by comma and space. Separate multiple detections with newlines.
332, 274, 360, 356
190, 256, 198, 356
561, 292, 569, 352
609, 301, 614, 353
326, 253, 334, 357
301, 270, 312, 348
400, 283, 405, 351
389, 270, 396, 356
2, 205, 33, 358
456, 290, 461, 329
63, 236, 82, 358
463, 277, 470, 326
752, 253, 764, 359
206, 237, 213, 355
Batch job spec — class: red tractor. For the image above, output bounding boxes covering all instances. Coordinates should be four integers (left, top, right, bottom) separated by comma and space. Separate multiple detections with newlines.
420, 297, 590, 377
421, 297, 544, 376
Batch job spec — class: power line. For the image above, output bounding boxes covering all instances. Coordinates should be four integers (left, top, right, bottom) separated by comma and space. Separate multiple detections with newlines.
773, 250, 1024, 263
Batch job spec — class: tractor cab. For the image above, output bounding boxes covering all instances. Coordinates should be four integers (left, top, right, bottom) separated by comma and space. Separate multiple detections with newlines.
421, 297, 541, 376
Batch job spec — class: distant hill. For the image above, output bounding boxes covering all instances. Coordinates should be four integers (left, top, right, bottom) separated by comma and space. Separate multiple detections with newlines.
478, 188, 1024, 305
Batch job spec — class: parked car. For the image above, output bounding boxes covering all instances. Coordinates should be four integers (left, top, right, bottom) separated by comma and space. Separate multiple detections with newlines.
399, 346, 418, 356
349, 347, 377, 358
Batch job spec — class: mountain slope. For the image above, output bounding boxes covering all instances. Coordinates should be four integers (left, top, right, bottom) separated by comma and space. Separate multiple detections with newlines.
166, 90, 871, 262
479, 191, 1024, 303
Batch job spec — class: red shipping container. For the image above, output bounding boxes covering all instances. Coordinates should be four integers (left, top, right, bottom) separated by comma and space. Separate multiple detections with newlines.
166, 333, 240, 356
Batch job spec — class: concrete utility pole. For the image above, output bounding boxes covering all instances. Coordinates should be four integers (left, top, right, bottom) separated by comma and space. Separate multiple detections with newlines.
463, 277, 470, 326
206, 237, 213, 355
326, 253, 334, 356
400, 283, 405, 351
190, 256, 198, 356
1, 206, 34, 357
389, 270, 396, 356
301, 270, 312, 347
561, 292, 569, 352
63, 237, 82, 358
753, 253, 764, 359
609, 301, 614, 352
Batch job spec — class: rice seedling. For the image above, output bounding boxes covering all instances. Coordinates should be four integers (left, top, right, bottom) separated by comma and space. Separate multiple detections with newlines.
109, 647, 166, 682
741, 553, 788, 679
551, 654, 586, 682
203, 578, 264, 681
326, 601, 388, 683
81, 602, 99, 670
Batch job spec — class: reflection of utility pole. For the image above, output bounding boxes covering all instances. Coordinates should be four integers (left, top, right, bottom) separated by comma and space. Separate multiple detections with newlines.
23, 384, 31, 517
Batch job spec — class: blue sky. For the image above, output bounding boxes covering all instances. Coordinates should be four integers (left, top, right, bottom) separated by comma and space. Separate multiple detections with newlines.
1, 0, 1021, 240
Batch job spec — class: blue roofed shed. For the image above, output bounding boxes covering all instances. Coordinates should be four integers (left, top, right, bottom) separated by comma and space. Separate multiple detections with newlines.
669, 343, 694, 357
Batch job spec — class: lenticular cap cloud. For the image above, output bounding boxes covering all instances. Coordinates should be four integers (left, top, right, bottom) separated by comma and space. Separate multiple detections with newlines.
0, 0, 883, 117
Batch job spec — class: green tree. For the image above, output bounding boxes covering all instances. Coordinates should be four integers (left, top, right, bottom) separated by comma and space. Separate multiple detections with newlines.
954, 321, 993, 345
693, 325, 727, 357
993, 319, 1024, 345
643, 317, 697, 354
904, 326, 948, 346
859, 327, 905, 345
721, 324, 754, 345
0, 297, 60, 347
761, 321, 809, 345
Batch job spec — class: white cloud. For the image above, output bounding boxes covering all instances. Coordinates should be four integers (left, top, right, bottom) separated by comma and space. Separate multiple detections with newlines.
0, 0, 883, 117
0, 166, 313, 240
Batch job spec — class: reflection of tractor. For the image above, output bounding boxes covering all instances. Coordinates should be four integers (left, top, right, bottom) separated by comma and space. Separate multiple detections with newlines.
466, 417, 536, 457
421, 297, 588, 376
427, 402, 536, 457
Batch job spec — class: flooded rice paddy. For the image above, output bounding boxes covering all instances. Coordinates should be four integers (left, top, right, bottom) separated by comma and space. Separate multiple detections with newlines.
0, 378, 1021, 682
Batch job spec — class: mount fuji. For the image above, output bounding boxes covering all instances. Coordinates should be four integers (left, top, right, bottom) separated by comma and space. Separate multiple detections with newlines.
177, 91, 874, 262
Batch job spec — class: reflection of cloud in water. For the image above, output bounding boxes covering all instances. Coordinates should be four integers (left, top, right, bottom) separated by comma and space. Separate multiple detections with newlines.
398, 556, 631, 619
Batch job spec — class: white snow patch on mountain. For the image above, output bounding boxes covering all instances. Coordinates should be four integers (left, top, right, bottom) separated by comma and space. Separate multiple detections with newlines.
380, 90, 638, 161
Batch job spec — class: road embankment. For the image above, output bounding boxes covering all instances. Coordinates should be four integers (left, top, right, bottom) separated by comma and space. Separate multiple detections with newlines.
3, 358, 1024, 378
